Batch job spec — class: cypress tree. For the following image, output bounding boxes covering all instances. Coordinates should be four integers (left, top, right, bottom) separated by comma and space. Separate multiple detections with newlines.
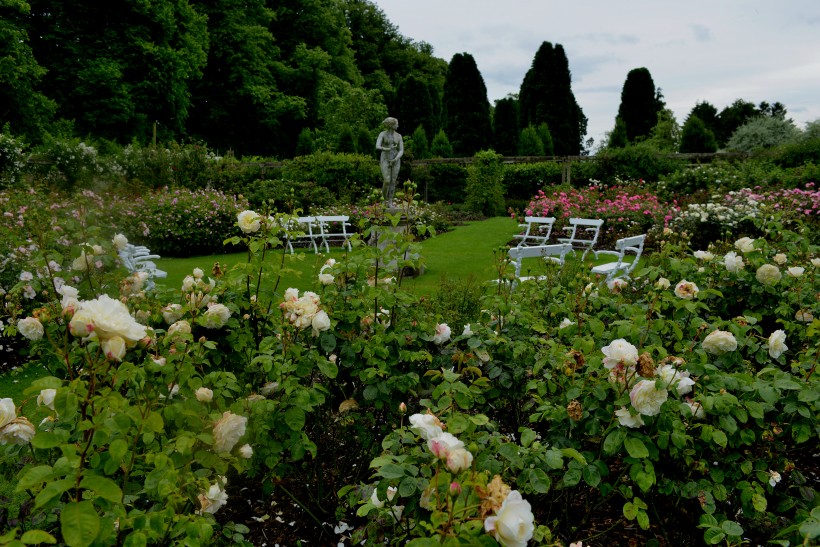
442, 53, 493, 157
295, 127, 314, 156
518, 126, 544, 156
412, 125, 430, 159
519, 42, 587, 155
355, 125, 372, 156
493, 97, 520, 156
431, 129, 454, 158
397, 74, 436, 138
616, 67, 661, 142
336, 124, 356, 153
536, 123, 554, 156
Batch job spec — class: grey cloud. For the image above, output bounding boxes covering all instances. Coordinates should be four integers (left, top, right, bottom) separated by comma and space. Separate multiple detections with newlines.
690, 24, 712, 42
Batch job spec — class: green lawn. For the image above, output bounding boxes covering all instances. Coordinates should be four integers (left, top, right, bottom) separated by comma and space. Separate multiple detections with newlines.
154, 217, 524, 297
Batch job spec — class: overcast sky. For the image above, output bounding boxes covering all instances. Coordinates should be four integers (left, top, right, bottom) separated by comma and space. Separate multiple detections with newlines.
371, 0, 820, 148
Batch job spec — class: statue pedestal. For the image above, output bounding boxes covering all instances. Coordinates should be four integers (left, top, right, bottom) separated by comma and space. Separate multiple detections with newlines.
368, 211, 425, 277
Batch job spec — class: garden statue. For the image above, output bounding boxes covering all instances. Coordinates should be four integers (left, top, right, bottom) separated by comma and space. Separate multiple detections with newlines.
375, 116, 404, 207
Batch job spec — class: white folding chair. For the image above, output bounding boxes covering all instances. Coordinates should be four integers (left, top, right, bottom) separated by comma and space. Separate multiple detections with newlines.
315, 215, 352, 253
514, 216, 556, 247
557, 218, 604, 260
590, 234, 646, 281
286, 216, 320, 254
506, 243, 573, 288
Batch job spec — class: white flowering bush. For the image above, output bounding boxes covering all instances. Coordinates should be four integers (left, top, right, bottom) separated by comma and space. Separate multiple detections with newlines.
1, 185, 818, 546
0, 130, 27, 189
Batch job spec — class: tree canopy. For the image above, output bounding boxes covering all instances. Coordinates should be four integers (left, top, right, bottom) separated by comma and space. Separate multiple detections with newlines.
442, 53, 493, 157
616, 67, 664, 143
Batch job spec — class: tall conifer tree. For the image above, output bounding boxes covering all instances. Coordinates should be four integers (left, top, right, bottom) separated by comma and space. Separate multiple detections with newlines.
616, 67, 662, 142
519, 42, 586, 155
442, 53, 493, 157
493, 97, 520, 156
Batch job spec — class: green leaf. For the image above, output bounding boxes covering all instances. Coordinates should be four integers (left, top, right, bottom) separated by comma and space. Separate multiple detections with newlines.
284, 407, 305, 431
317, 359, 338, 379
519, 428, 537, 448
582, 465, 601, 488
31, 430, 70, 450
636, 509, 650, 530
720, 520, 743, 536
108, 439, 127, 461
20, 530, 57, 544
527, 468, 551, 493
80, 474, 123, 503
319, 332, 336, 353
799, 519, 820, 539
35, 479, 73, 508
377, 463, 406, 479
624, 437, 649, 459
751, 493, 767, 513
603, 428, 627, 455
398, 477, 416, 497
61, 501, 100, 547
623, 501, 638, 520
711, 429, 728, 448
703, 528, 725, 544
15, 466, 54, 492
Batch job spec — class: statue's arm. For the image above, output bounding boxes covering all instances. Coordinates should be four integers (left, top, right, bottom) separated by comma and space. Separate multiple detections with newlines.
393, 135, 404, 160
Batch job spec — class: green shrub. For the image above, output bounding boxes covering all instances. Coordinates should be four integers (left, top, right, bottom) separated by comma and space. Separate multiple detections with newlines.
418, 163, 469, 204
465, 150, 505, 217
772, 137, 820, 168
281, 151, 380, 204
502, 161, 564, 200
0, 129, 27, 189
589, 143, 684, 183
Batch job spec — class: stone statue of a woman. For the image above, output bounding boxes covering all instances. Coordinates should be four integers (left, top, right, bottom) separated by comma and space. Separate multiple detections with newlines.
375, 117, 404, 207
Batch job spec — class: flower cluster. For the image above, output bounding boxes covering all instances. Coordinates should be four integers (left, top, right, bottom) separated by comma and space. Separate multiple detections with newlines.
604, 340, 699, 427
68, 294, 148, 361
280, 288, 331, 335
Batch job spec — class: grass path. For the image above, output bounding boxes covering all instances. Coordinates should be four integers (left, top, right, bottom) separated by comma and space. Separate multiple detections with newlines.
155, 217, 523, 296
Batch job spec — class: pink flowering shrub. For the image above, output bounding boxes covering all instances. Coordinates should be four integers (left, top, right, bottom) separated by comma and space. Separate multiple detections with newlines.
522, 182, 676, 248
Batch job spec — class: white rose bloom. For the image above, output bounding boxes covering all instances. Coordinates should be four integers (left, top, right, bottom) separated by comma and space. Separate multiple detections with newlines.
161, 304, 184, 325
101, 335, 127, 361
786, 267, 804, 278
702, 330, 737, 355
432, 323, 451, 345
428, 432, 464, 459
768, 471, 782, 488
167, 320, 192, 338
409, 413, 443, 440
0, 398, 17, 428
756, 264, 781, 286
59, 285, 79, 300
601, 339, 639, 370
37, 389, 57, 410
18, 317, 44, 341
237, 210, 261, 233
657, 364, 695, 395
283, 287, 299, 302
483, 490, 535, 547
615, 406, 644, 428
655, 277, 670, 290
213, 411, 247, 453
318, 272, 334, 285
77, 294, 147, 344
446, 447, 474, 473
462, 324, 473, 336
693, 251, 714, 261
630, 380, 669, 416
0, 417, 36, 445
724, 251, 744, 273
607, 277, 627, 292
195, 387, 214, 402
72, 252, 90, 271
735, 237, 755, 253
674, 280, 699, 300
239, 444, 253, 459
768, 330, 788, 359
811, 258, 820, 268
773, 253, 787, 265
181, 275, 196, 292
192, 268, 204, 279
558, 317, 574, 329
311, 310, 331, 336
112, 233, 128, 250
370, 486, 398, 509
203, 304, 231, 329
92, 245, 105, 255
260, 382, 279, 396
198, 480, 229, 515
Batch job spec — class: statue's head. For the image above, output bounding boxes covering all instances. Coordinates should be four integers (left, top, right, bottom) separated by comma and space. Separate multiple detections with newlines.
383, 117, 399, 130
